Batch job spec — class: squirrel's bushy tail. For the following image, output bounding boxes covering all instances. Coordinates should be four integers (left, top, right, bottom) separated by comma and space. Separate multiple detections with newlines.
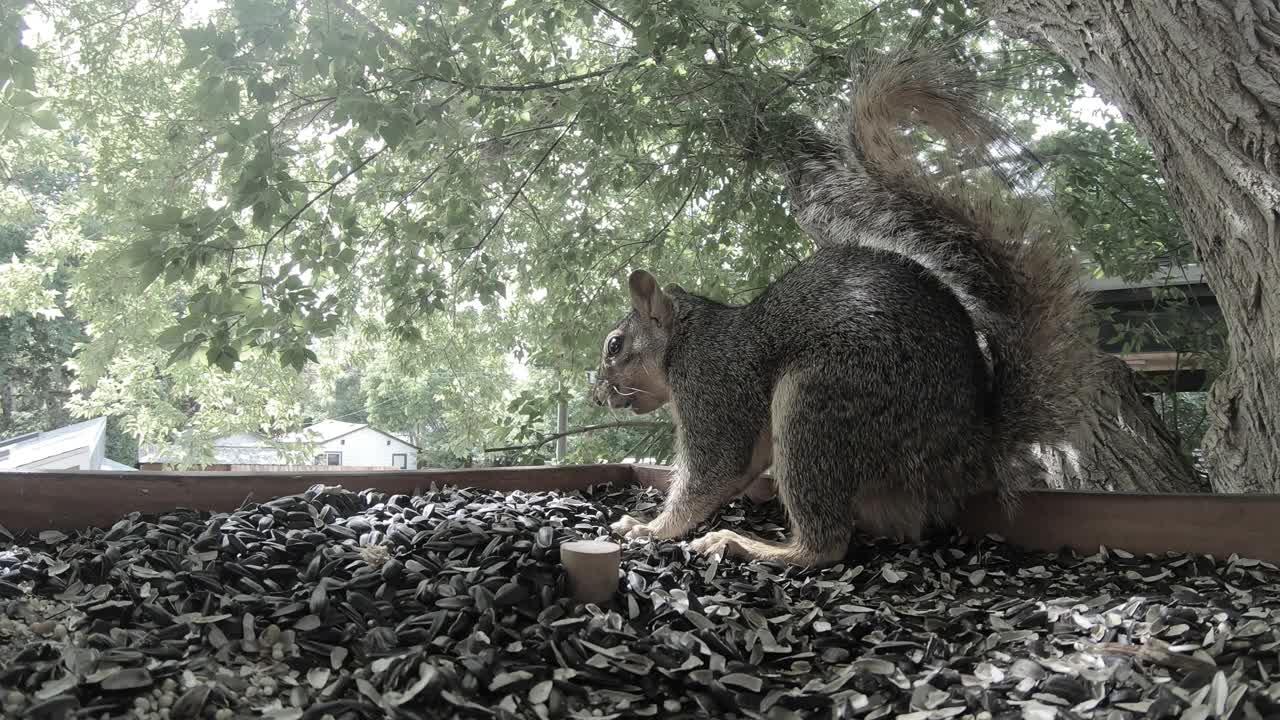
825, 36, 1097, 505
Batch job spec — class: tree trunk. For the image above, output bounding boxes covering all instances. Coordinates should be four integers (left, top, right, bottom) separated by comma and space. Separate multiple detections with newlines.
986, 0, 1280, 493
1038, 354, 1210, 493
1, 381, 12, 427
556, 380, 568, 462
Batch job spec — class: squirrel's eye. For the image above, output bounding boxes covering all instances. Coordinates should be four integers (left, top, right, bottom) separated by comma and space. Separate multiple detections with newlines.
606, 336, 623, 357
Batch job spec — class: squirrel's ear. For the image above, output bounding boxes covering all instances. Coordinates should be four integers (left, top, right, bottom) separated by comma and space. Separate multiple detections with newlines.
628, 269, 656, 306
628, 269, 673, 328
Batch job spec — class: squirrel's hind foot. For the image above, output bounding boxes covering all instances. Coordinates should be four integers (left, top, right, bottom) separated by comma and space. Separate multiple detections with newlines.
688, 529, 846, 567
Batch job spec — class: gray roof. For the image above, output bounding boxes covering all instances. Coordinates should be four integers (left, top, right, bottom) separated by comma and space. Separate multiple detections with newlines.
1085, 265, 1205, 292
0, 417, 107, 470
139, 418, 418, 465
101, 457, 138, 471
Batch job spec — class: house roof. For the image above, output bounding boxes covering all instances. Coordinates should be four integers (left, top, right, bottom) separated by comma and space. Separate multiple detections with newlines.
101, 458, 138, 472
286, 419, 367, 443
1085, 265, 1205, 292
283, 420, 421, 451
140, 419, 420, 464
213, 432, 271, 448
0, 417, 107, 470
137, 430, 276, 464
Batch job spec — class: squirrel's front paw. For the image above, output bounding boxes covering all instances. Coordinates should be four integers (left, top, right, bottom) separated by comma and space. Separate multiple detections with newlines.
610, 514, 653, 539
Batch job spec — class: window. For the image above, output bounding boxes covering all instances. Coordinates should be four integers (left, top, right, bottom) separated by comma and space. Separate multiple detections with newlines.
315, 452, 341, 466
392, 453, 407, 470
386, 440, 391, 446
339, 439, 345, 445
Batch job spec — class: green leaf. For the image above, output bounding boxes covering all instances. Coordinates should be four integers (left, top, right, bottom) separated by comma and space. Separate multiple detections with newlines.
155, 324, 189, 349
138, 258, 167, 290
165, 339, 204, 367
29, 109, 59, 130
139, 206, 184, 230
280, 345, 306, 371
251, 79, 277, 104
379, 111, 417, 149
7, 90, 38, 108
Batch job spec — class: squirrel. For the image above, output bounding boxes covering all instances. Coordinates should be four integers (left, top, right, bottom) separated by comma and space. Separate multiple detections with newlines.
590, 36, 1096, 566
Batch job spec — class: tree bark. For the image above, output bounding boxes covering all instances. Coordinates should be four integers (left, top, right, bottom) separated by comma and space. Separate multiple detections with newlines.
1037, 354, 1209, 493
985, 0, 1280, 493
1, 380, 12, 426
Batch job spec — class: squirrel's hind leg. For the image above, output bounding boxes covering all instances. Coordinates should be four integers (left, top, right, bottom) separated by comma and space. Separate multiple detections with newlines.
613, 426, 773, 542
690, 470, 854, 567
689, 368, 858, 567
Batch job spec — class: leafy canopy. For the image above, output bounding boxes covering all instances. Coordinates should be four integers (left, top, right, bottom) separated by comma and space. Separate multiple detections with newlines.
3, 0, 1212, 462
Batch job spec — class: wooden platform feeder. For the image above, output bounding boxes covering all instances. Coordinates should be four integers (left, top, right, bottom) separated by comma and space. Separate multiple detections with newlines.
0, 463, 1276, 563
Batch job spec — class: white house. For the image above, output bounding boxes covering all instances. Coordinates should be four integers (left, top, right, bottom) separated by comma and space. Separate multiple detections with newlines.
0, 417, 137, 472
283, 420, 418, 469
138, 419, 418, 470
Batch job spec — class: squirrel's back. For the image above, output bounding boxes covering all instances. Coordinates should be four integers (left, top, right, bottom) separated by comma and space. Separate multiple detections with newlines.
666, 244, 980, 366
744, 245, 981, 361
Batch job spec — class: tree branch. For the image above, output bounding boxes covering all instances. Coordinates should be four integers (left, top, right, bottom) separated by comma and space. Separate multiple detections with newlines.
480, 123, 573, 146
604, 166, 704, 280
583, 0, 636, 31
454, 111, 581, 268
484, 420, 667, 453
259, 90, 463, 279
412, 62, 635, 93
257, 142, 390, 282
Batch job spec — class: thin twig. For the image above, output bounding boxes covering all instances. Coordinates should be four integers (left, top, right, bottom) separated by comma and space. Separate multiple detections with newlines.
412, 62, 635, 93
604, 166, 704, 280
257, 143, 389, 281
484, 420, 667, 454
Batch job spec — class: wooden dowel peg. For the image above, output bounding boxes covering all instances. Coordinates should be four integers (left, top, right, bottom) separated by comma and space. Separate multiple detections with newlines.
560, 539, 621, 605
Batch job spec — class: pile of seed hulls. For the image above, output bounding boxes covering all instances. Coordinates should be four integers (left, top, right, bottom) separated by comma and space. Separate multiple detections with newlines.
1, 483, 1279, 720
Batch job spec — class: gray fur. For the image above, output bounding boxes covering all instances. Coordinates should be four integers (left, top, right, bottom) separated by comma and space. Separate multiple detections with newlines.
592, 38, 1097, 566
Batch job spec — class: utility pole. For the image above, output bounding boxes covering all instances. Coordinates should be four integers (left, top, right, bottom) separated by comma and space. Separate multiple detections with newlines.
555, 376, 568, 463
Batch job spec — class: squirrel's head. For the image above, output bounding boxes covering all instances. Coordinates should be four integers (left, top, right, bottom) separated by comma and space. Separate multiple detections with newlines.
591, 269, 676, 414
